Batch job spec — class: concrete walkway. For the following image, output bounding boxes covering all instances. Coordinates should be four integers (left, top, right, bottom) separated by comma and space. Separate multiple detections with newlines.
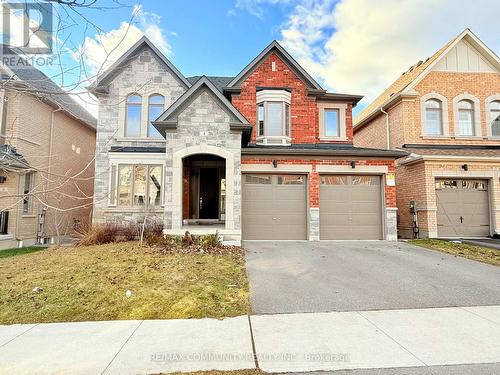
0, 305, 499, 374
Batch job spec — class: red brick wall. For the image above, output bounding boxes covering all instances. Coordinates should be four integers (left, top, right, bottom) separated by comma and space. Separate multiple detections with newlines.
241, 157, 396, 208
231, 52, 353, 144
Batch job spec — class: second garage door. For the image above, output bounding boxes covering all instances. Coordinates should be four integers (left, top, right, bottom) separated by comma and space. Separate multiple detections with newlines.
436, 179, 490, 237
320, 175, 383, 240
242, 174, 307, 240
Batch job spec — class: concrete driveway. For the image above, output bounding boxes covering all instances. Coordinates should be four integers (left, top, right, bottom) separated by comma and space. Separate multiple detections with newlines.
244, 241, 500, 314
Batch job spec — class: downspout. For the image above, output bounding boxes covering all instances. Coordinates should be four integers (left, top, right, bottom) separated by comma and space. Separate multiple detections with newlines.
380, 107, 390, 150
42, 107, 62, 243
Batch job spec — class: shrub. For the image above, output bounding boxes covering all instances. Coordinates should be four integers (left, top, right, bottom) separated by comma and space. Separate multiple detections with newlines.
76, 224, 119, 246
199, 232, 222, 248
122, 222, 139, 241
144, 220, 164, 237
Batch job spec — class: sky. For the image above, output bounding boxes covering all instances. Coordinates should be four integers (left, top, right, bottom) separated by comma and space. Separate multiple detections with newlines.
3, 0, 500, 117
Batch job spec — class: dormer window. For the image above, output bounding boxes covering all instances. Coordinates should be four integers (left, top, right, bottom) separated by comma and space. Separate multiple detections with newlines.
256, 89, 291, 145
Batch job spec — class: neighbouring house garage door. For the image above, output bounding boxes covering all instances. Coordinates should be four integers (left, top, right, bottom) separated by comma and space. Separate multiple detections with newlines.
436, 179, 490, 237
242, 174, 307, 240
320, 175, 382, 240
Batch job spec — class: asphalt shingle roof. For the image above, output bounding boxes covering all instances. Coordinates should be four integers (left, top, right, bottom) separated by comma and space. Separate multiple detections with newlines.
187, 76, 234, 93
1, 45, 97, 129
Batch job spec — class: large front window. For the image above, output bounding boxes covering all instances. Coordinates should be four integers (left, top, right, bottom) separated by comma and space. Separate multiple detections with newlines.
117, 164, 162, 207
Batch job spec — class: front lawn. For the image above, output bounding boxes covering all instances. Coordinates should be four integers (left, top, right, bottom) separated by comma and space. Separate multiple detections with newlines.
0, 246, 47, 259
409, 239, 500, 266
0, 242, 249, 325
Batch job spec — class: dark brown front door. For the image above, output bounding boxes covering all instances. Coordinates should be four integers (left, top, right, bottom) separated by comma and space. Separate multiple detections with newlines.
199, 168, 219, 219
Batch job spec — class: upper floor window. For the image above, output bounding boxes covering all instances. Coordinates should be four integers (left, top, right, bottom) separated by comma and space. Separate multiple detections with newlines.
318, 103, 347, 140
424, 99, 443, 136
324, 109, 340, 137
148, 94, 164, 138
256, 89, 291, 145
125, 94, 142, 137
489, 100, 500, 137
457, 99, 475, 136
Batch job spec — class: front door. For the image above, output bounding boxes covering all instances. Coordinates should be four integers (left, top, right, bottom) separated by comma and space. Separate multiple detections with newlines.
199, 168, 220, 219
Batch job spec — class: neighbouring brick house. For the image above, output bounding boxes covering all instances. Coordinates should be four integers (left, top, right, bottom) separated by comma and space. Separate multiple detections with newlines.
0, 47, 97, 249
90, 37, 405, 243
354, 29, 500, 239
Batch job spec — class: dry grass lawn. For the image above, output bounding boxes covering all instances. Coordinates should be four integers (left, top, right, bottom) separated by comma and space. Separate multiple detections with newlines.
0, 242, 249, 325
409, 239, 500, 266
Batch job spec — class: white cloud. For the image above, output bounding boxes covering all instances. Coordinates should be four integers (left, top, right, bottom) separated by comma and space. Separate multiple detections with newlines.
77, 4, 171, 76
233, 0, 292, 19
279, 0, 500, 105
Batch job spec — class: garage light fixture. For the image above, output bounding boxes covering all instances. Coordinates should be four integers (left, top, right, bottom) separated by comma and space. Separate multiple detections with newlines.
350, 160, 356, 169
272, 160, 278, 168
461, 164, 468, 171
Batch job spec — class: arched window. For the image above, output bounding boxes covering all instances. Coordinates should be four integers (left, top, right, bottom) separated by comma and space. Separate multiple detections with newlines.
457, 99, 475, 136
489, 100, 500, 137
125, 94, 142, 137
148, 94, 164, 138
424, 99, 443, 135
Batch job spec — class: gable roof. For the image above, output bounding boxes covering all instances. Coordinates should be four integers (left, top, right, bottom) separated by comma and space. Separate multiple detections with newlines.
0, 45, 97, 130
152, 76, 251, 137
225, 40, 323, 91
88, 36, 191, 93
354, 28, 500, 129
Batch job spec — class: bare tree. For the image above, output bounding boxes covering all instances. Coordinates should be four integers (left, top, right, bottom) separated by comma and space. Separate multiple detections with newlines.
0, 0, 146, 245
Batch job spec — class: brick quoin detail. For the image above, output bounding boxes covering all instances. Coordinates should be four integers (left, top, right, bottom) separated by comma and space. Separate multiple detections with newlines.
231, 52, 354, 144
242, 157, 396, 208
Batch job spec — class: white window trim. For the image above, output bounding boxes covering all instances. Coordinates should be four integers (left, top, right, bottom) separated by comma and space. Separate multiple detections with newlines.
420, 92, 449, 137
256, 90, 291, 145
485, 93, 500, 139
108, 153, 166, 208
318, 102, 347, 140
452, 93, 482, 138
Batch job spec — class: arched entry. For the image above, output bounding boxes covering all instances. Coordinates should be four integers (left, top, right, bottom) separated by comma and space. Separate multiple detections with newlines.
171, 145, 235, 230
183, 154, 225, 223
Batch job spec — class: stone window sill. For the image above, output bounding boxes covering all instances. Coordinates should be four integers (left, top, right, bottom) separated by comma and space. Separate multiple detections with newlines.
0, 234, 12, 240
319, 137, 349, 142
115, 137, 165, 143
421, 135, 451, 139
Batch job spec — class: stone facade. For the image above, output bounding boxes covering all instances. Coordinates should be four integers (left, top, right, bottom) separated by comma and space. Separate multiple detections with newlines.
163, 89, 242, 234
92, 46, 187, 225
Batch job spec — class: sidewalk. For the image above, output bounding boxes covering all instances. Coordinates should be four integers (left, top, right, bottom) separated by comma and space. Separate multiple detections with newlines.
0, 305, 499, 375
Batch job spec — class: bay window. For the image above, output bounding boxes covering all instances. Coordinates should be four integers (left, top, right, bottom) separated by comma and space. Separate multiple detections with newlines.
256, 89, 291, 145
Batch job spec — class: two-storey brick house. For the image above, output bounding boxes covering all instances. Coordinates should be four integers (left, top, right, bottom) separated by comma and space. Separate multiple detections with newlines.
354, 29, 500, 239
90, 37, 405, 243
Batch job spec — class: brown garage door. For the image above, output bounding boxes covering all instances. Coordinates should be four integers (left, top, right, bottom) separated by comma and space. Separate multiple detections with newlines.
436, 179, 490, 237
242, 174, 307, 240
320, 175, 382, 240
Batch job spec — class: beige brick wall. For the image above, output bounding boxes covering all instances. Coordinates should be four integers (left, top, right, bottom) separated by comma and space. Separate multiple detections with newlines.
354, 101, 406, 149
0, 90, 95, 246
397, 159, 500, 238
